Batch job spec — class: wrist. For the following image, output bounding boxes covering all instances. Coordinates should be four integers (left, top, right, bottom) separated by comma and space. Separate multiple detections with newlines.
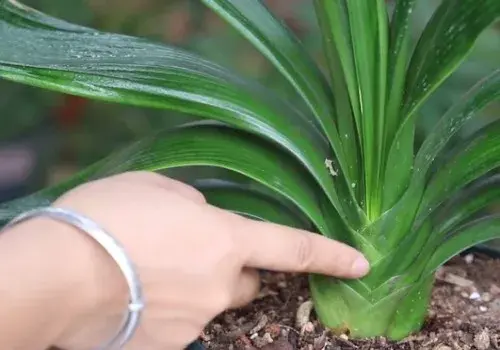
0, 215, 128, 349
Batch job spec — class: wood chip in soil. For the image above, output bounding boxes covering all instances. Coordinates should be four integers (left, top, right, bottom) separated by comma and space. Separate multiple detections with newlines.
202, 254, 500, 350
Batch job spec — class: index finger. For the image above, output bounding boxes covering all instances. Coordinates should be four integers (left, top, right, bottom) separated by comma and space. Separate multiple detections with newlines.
227, 212, 370, 279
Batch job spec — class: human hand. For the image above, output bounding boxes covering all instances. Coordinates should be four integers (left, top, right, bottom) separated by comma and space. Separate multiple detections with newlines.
38, 172, 369, 350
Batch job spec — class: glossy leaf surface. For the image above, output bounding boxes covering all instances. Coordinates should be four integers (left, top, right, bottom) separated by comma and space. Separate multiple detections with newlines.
201, 0, 362, 222
434, 175, 500, 234
383, 0, 500, 220
425, 216, 500, 275
200, 184, 310, 229
420, 120, 500, 219
313, 0, 361, 193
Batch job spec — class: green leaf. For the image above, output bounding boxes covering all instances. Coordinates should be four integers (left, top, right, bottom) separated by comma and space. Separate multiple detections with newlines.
375, 70, 500, 249
424, 215, 500, 275
404, 0, 500, 117
200, 0, 329, 135
371, 119, 500, 283
374, 0, 389, 209
381, 0, 417, 211
313, 0, 389, 217
0, 0, 365, 228
385, 276, 434, 340
196, 180, 312, 229
418, 119, 500, 220
433, 174, 500, 234
385, 0, 417, 149
313, 0, 361, 196
167, 166, 313, 229
384, 0, 500, 217
382, 119, 415, 210
361, 70, 500, 285
313, 1, 360, 128
345, 0, 385, 218
413, 71, 500, 190
200, 0, 363, 225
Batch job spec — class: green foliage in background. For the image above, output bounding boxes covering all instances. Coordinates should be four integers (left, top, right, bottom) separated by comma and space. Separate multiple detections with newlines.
1, 0, 500, 340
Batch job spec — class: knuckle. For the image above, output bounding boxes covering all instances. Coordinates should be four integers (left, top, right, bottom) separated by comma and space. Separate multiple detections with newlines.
295, 234, 314, 271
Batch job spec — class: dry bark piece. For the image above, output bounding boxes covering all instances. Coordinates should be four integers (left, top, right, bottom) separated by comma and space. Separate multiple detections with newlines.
436, 270, 474, 288
295, 300, 314, 329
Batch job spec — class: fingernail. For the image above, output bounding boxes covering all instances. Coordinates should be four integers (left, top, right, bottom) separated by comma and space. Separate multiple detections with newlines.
351, 256, 370, 276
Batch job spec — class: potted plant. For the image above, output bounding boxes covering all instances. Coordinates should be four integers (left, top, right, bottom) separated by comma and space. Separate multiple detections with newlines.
0, 0, 499, 346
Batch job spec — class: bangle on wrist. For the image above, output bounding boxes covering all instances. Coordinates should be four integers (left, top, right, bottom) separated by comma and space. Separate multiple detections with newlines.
1, 207, 144, 350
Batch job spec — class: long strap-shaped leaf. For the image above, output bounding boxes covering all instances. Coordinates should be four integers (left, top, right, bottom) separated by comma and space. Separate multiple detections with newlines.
384, 0, 500, 213
196, 181, 312, 230
346, 0, 388, 218
166, 167, 312, 229
385, 0, 417, 149
433, 174, 500, 234
200, 0, 330, 134
200, 0, 363, 222
374, 70, 500, 250
369, 85, 500, 281
381, 0, 417, 211
370, 131, 500, 284
0, 0, 364, 228
423, 216, 500, 276
314, 0, 389, 218
398, 213, 500, 292
404, 0, 500, 117
313, 0, 361, 137
313, 0, 361, 199
418, 119, 500, 221
389, 214, 500, 290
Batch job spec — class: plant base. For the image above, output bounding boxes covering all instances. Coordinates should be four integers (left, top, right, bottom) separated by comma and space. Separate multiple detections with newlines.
309, 274, 435, 340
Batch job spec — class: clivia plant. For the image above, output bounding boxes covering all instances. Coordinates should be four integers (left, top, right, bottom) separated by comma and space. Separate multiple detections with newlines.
1, 0, 500, 341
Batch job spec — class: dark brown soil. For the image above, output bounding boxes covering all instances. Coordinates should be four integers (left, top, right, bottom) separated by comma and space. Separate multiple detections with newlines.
202, 254, 500, 350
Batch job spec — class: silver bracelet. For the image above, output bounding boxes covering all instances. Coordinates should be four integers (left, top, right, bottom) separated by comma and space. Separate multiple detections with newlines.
1, 207, 144, 349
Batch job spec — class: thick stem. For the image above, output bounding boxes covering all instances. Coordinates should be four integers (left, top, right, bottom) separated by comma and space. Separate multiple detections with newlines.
309, 274, 434, 340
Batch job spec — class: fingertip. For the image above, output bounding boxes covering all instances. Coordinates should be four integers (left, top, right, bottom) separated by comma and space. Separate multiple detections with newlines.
350, 255, 370, 277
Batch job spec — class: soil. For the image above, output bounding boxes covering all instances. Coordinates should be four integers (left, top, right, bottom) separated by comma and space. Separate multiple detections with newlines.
202, 253, 500, 350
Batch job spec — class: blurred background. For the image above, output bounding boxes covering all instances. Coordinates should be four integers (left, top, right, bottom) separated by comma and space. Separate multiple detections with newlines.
0, 0, 499, 249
